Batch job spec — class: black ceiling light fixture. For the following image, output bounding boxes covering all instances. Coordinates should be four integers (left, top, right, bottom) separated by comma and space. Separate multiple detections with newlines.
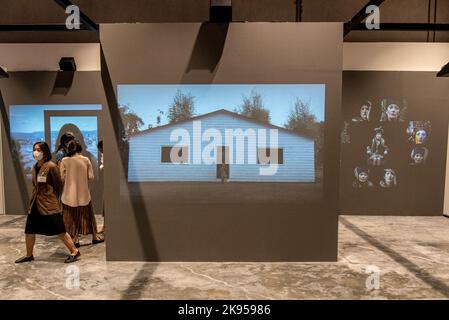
59, 57, 77, 71
210, 0, 232, 23
0, 65, 9, 78
52, 57, 76, 95
437, 62, 449, 77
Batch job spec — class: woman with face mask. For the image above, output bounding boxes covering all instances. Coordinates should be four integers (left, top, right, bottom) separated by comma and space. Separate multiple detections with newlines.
15, 142, 80, 264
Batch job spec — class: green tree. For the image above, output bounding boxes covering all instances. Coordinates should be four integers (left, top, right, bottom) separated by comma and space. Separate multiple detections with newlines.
236, 90, 270, 124
285, 99, 324, 168
167, 90, 195, 124
285, 98, 317, 137
11, 138, 31, 175
11, 138, 24, 163
119, 104, 144, 138
156, 109, 164, 126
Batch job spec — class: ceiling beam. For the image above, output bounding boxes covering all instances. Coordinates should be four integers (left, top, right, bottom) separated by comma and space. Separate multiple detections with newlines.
344, 0, 386, 36
346, 23, 449, 32
0, 24, 93, 32
0, 0, 99, 33
53, 0, 99, 31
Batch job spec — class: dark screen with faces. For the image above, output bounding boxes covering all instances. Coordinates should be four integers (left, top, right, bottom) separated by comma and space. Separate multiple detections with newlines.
340, 72, 449, 215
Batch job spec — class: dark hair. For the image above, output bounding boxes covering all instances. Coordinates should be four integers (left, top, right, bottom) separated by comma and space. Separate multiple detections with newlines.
354, 166, 369, 176
412, 147, 425, 156
56, 132, 75, 152
67, 140, 83, 157
361, 100, 372, 108
97, 140, 103, 150
33, 141, 52, 162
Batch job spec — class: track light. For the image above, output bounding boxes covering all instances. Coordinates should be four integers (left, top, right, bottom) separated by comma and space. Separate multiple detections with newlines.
59, 57, 77, 72
0, 65, 9, 78
210, 0, 232, 23
437, 62, 449, 77
52, 57, 76, 95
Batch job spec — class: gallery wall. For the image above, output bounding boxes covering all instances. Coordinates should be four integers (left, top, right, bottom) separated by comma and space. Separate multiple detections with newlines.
341, 43, 449, 216
343, 43, 449, 72
0, 72, 106, 215
100, 22, 343, 261
0, 43, 100, 72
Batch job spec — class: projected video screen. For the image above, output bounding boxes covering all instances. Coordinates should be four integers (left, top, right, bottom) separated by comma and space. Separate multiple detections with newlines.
342, 98, 431, 188
340, 71, 449, 215
118, 84, 326, 202
9, 104, 102, 178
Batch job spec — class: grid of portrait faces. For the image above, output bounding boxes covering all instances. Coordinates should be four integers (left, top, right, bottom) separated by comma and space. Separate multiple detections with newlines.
342, 98, 431, 189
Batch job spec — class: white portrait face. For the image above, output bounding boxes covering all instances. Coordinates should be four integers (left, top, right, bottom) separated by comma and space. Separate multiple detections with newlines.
360, 104, 370, 120
386, 104, 400, 120
413, 153, 424, 164
358, 172, 368, 182
384, 171, 394, 184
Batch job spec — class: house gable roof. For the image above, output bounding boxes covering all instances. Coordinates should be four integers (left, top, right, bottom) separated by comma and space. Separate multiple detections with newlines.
129, 109, 315, 140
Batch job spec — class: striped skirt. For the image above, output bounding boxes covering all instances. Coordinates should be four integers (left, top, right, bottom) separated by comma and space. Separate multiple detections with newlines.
62, 202, 98, 236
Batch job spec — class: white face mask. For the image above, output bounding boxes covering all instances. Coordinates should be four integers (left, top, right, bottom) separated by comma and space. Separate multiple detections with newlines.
33, 151, 43, 161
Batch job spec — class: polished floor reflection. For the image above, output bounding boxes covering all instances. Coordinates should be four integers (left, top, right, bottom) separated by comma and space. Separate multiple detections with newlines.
1, 215, 449, 299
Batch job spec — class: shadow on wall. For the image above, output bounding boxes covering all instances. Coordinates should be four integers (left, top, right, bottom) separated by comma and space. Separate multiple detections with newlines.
0, 88, 30, 214
100, 46, 159, 261
182, 22, 229, 82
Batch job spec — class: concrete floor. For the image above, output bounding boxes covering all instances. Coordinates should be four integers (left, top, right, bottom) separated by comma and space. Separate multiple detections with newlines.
1, 215, 449, 299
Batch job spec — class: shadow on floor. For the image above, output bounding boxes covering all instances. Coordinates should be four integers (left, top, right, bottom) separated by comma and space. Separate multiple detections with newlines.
120, 264, 159, 300
340, 216, 449, 298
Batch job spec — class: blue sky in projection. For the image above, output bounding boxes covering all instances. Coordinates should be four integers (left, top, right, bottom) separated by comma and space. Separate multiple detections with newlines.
9, 104, 101, 133
117, 84, 325, 129
9, 104, 101, 169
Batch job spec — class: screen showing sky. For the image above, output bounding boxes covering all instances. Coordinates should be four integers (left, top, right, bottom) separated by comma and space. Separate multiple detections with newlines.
118, 84, 325, 129
9, 104, 102, 133
9, 104, 102, 172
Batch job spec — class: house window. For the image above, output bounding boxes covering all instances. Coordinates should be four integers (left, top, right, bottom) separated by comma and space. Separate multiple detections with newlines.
258, 148, 284, 164
161, 146, 188, 163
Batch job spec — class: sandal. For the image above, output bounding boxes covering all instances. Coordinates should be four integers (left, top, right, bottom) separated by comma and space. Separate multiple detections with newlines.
15, 255, 34, 263
64, 250, 81, 263
92, 238, 105, 245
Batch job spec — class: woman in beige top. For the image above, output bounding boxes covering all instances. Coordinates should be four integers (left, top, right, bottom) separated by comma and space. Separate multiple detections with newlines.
60, 140, 103, 247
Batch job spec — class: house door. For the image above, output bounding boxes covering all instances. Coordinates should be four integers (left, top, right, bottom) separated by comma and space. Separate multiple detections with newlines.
216, 146, 230, 180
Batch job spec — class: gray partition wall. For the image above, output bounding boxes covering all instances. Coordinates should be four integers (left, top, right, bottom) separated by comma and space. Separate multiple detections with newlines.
101, 23, 343, 261
0, 72, 106, 215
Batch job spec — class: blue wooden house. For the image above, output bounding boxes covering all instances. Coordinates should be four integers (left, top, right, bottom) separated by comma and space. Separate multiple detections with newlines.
127, 109, 315, 182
